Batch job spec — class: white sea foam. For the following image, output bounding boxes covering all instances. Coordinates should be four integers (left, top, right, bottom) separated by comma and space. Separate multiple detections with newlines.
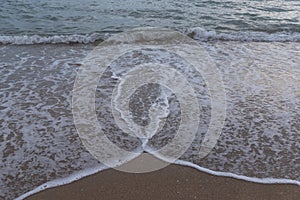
15, 158, 300, 200
1, 28, 300, 45
186, 27, 300, 42
175, 160, 300, 186
0, 34, 100, 45
15, 165, 109, 200
2, 35, 300, 200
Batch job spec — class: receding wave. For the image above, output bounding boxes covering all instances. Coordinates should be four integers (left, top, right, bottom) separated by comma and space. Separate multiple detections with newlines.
2, 29, 300, 199
15, 159, 300, 200
1, 28, 300, 45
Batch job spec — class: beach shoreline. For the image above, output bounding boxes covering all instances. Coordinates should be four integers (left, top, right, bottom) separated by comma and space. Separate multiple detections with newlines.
25, 164, 300, 200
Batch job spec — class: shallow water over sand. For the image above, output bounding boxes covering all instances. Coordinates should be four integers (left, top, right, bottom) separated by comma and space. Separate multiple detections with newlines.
1, 40, 300, 199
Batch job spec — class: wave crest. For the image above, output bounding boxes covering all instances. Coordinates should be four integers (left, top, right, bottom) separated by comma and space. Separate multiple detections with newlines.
0, 34, 101, 45
1, 28, 300, 45
186, 27, 300, 42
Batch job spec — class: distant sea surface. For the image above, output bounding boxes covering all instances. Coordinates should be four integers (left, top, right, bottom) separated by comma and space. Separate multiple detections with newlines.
1, 0, 300, 42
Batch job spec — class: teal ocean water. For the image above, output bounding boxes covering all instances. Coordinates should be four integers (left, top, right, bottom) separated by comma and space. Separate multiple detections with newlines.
0, 0, 300, 42
0, 1, 300, 199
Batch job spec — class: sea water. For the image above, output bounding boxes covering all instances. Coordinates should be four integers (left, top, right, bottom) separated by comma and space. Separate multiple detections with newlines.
0, 0, 300, 199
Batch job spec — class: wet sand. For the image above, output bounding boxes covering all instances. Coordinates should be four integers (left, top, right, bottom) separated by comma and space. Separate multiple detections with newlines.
26, 164, 300, 200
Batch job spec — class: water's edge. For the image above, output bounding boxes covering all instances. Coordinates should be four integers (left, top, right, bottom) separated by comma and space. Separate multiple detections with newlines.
15, 159, 300, 200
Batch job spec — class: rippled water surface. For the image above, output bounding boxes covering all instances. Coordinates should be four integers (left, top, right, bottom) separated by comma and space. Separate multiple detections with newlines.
1, 0, 300, 36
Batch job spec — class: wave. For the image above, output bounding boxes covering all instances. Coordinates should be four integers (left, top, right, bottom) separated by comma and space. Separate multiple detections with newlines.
1, 28, 300, 45
0, 34, 102, 45
15, 165, 109, 200
185, 27, 300, 42
15, 159, 300, 200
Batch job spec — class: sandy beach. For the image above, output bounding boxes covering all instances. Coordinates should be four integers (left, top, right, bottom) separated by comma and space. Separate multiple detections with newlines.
26, 164, 300, 200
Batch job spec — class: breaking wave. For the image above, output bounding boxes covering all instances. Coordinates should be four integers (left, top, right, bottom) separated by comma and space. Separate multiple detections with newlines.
1, 28, 300, 45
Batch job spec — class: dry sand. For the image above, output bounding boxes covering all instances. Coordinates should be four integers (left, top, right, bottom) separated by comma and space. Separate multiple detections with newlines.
26, 164, 300, 200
